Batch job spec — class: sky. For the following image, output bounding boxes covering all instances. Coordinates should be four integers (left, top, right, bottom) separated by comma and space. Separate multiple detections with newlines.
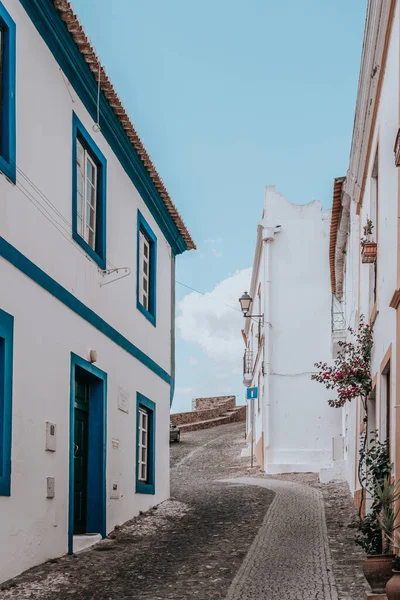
73, 0, 367, 412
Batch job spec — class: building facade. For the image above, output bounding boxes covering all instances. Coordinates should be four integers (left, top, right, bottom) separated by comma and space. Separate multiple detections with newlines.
329, 0, 399, 504
242, 186, 342, 474
0, 0, 194, 583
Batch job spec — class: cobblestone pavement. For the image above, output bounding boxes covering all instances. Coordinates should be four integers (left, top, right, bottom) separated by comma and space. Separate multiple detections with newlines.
0, 423, 274, 599
224, 477, 338, 600
0, 423, 367, 600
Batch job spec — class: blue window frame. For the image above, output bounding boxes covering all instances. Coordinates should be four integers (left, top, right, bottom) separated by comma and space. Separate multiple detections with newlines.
137, 211, 157, 326
136, 393, 155, 495
0, 2, 16, 184
72, 113, 107, 269
0, 308, 13, 496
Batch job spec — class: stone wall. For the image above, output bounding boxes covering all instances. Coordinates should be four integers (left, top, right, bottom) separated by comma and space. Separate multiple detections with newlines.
192, 396, 236, 412
172, 396, 236, 426
179, 405, 246, 432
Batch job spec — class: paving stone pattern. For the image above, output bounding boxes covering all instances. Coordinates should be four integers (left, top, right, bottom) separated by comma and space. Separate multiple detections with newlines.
0, 424, 274, 600
224, 477, 338, 600
0, 423, 368, 600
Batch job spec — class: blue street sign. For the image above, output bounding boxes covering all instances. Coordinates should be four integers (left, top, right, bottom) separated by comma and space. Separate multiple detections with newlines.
247, 387, 258, 399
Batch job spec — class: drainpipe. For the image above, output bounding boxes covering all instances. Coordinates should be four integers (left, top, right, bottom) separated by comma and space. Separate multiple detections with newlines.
260, 223, 280, 472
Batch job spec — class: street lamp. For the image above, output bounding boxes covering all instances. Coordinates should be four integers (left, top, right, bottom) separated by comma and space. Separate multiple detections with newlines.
239, 291, 252, 315
239, 291, 264, 322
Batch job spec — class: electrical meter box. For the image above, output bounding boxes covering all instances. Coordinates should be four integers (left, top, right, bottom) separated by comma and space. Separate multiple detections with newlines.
46, 422, 56, 452
46, 477, 55, 499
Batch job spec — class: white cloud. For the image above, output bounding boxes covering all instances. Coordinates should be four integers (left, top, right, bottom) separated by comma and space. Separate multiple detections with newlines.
188, 356, 198, 366
176, 268, 251, 363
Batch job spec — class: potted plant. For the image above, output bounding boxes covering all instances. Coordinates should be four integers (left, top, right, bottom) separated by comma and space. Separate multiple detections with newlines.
356, 436, 394, 593
361, 218, 377, 263
311, 318, 396, 592
376, 480, 400, 599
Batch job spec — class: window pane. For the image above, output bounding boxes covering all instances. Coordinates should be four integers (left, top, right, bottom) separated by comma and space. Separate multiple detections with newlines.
76, 140, 84, 168
86, 180, 96, 208
88, 227, 95, 249
77, 191, 84, 218
77, 169, 84, 198
141, 464, 147, 481
86, 159, 95, 184
86, 203, 96, 231
141, 447, 146, 463
143, 278, 148, 293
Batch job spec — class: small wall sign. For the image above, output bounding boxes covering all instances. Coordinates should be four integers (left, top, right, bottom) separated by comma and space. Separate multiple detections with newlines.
118, 387, 129, 413
247, 387, 258, 399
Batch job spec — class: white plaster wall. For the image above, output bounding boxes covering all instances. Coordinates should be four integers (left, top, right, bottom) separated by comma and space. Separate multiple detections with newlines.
0, 0, 175, 583
0, 261, 170, 583
244, 188, 342, 473
340, 2, 399, 494
0, 0, 172, 373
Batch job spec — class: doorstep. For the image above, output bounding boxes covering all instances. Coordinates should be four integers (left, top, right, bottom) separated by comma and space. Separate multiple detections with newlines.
365, 592, 387, 600
73, 533, 102, 554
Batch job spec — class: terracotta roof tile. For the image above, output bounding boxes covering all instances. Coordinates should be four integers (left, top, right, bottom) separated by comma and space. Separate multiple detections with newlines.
53, 0, 195, 251
329, 177, 345, 294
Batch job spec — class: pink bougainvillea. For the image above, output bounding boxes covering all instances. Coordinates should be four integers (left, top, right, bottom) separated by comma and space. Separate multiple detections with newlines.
312, 315, 373, 409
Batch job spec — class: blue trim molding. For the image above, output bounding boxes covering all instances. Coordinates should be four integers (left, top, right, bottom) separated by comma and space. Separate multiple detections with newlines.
137, 211, 157, 327
0, 1, 16, 184
69, 353, 107, 553
0, 236, 172, 386
0, 308, 13, 496
72, 113, 107, 269
136, 393, 156, 495
19, 0, 188, 255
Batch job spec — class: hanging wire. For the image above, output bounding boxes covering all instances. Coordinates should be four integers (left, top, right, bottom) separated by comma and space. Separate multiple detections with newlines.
10, 162, 118, 270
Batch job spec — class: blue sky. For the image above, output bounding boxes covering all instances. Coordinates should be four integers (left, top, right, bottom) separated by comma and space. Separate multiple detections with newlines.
73, 0, 367, 412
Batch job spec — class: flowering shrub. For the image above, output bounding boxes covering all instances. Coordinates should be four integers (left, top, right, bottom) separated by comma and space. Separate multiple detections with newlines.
312, 316, 373, 408
312, 315, 374, 523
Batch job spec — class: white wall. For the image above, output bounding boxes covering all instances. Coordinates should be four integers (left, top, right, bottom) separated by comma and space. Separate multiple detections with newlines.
0, 0, 172, 373
0, 0, 174, 582
336, 1, 399, 495
244, 188, 342, 473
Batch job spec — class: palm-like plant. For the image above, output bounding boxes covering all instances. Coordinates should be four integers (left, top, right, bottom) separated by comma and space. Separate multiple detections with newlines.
376, 478, 400, 554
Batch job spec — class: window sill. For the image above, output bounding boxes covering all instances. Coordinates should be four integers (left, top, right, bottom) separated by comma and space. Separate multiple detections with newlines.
137, 301, 156, 327
136, 481, 155, 495
72, 231, 106, 270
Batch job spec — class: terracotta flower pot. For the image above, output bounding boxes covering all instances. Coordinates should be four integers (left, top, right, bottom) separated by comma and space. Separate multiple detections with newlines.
361, 242, 377, 263
386, 570, 400, 600
363, 554, 395, 593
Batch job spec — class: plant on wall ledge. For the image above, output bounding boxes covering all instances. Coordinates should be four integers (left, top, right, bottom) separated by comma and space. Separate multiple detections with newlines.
361, 217, 377, 264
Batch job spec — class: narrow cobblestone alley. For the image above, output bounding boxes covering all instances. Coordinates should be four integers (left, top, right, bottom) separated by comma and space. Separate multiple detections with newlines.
0, 423, 367, 600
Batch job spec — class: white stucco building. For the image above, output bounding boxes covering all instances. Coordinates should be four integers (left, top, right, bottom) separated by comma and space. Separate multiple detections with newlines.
242, 186, 342, 474
329, 0, 400, 507
0, 0, 194, 583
